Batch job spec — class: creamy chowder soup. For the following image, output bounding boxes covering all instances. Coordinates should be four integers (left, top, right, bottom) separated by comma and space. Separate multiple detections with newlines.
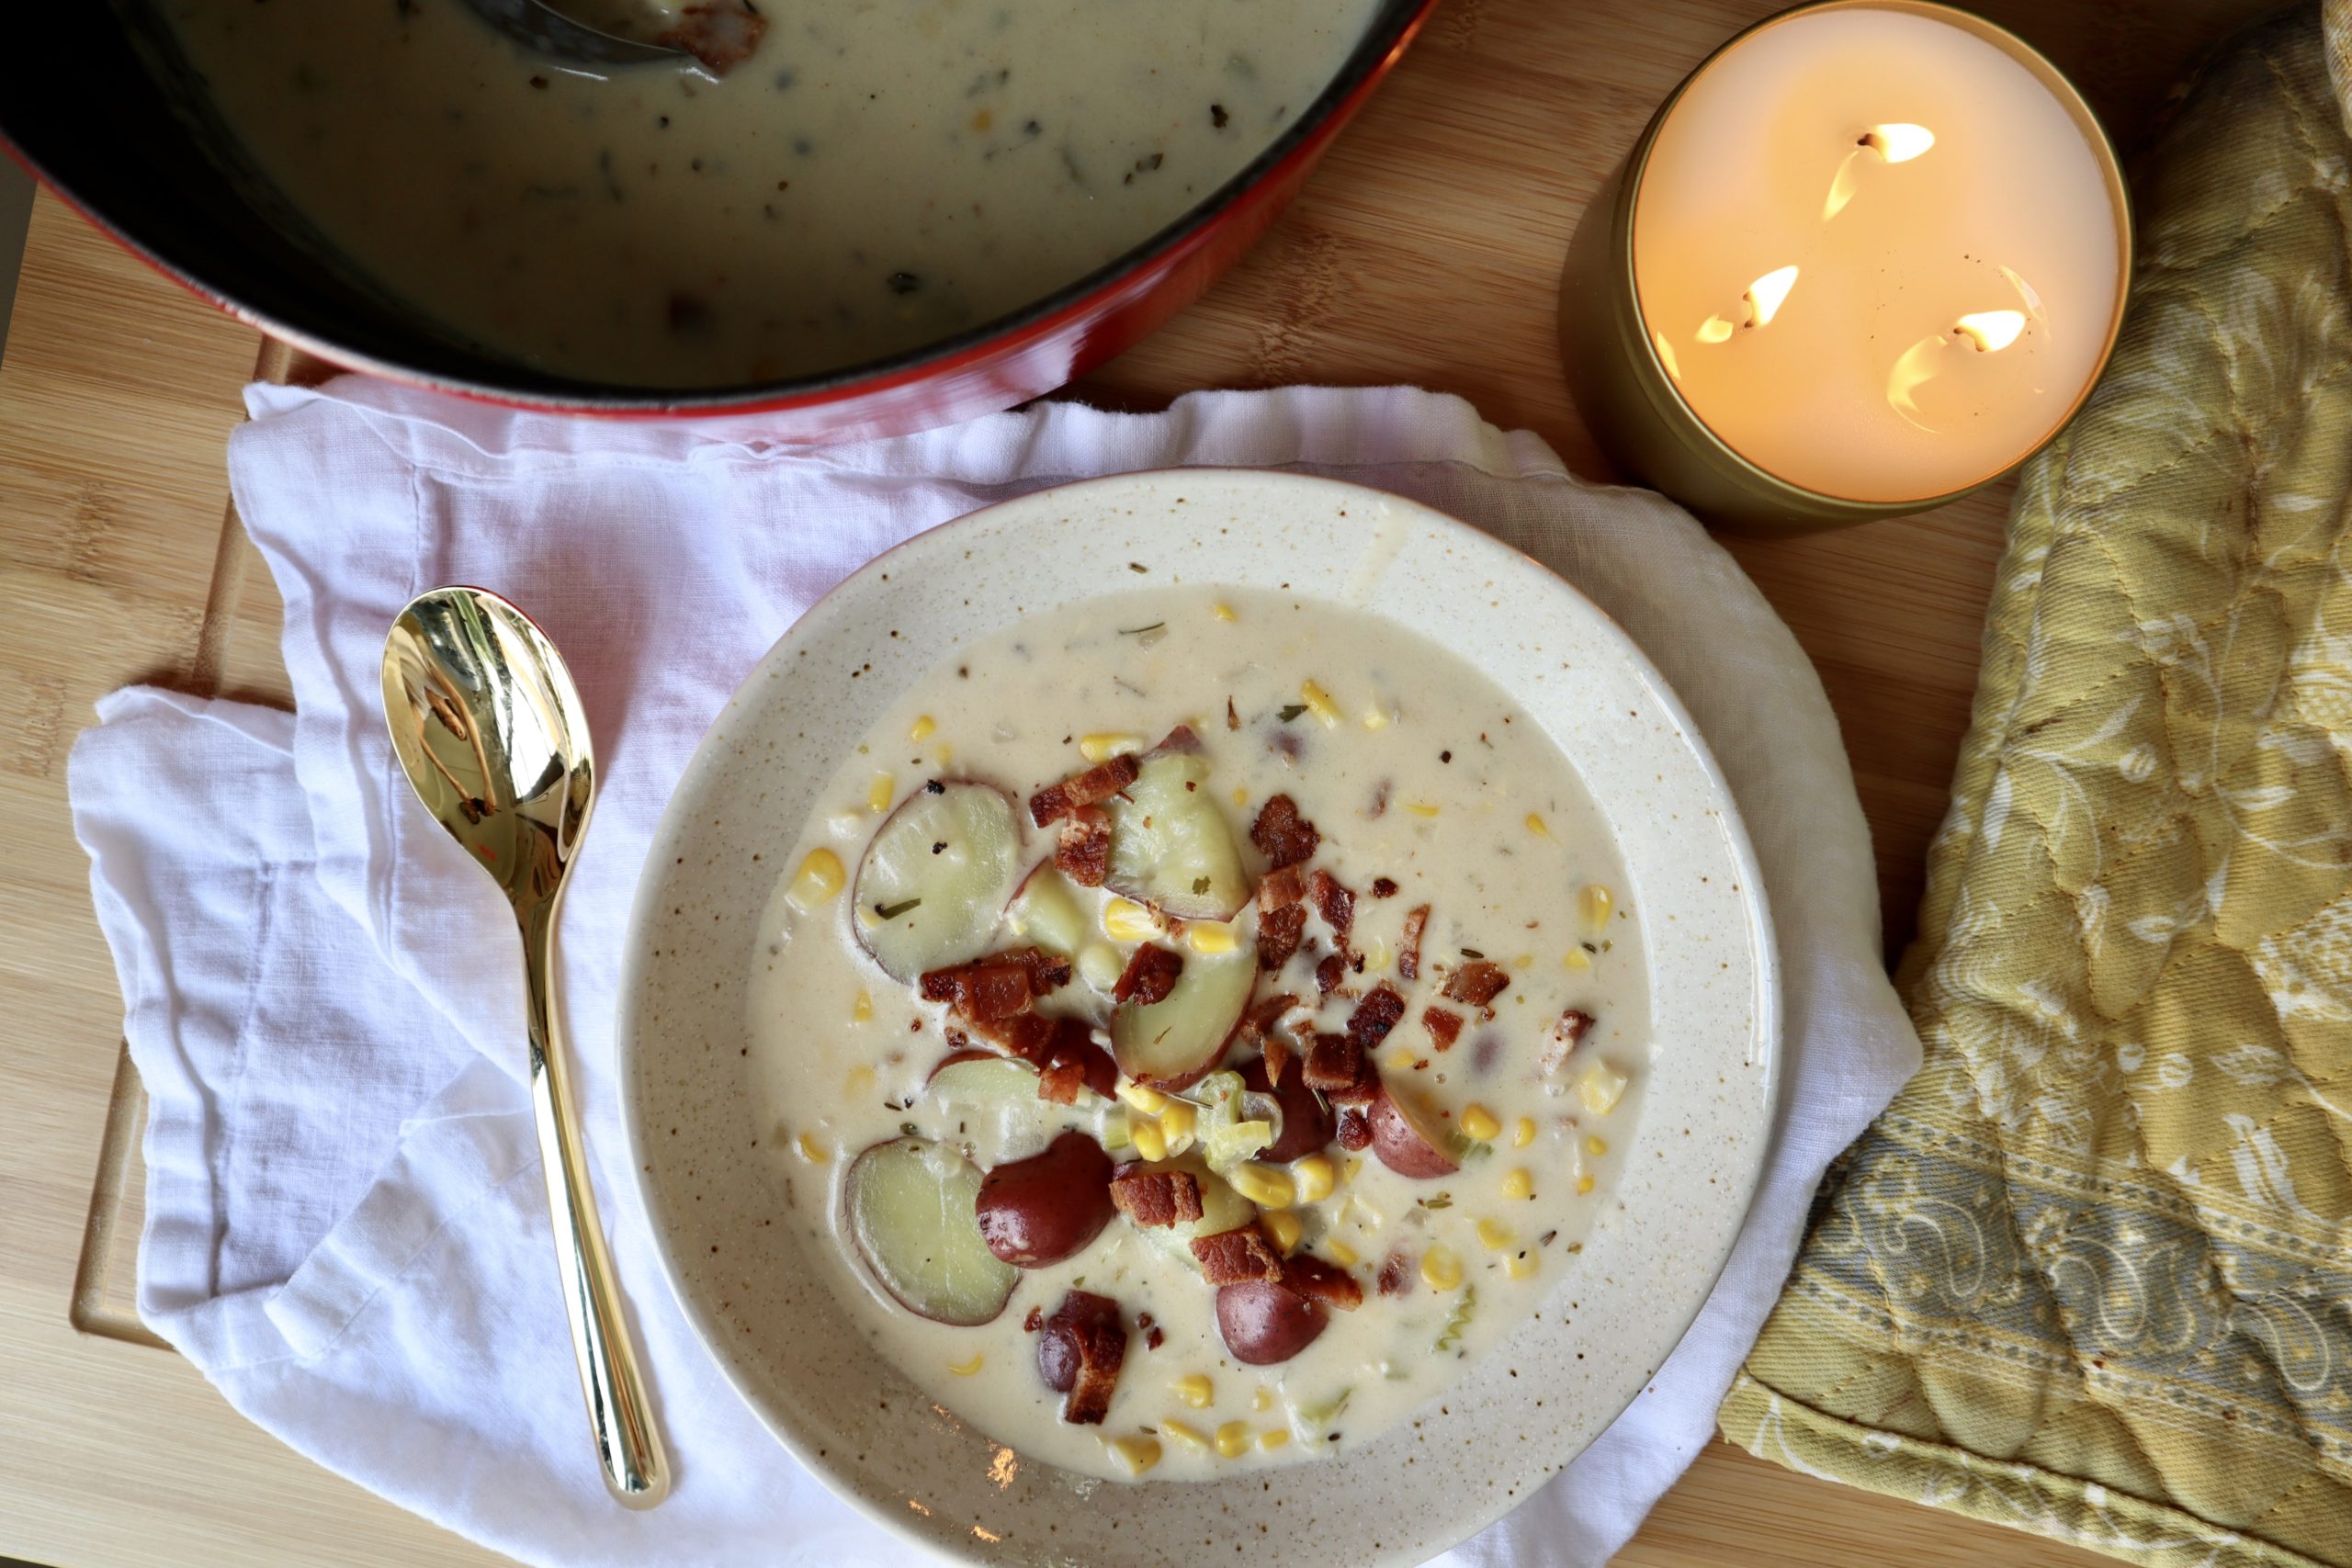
748, 588, 1648, 1483
155, 0, 1379, 387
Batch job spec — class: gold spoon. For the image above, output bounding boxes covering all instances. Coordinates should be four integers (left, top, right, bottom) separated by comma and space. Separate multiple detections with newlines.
381, 586, 670, 1510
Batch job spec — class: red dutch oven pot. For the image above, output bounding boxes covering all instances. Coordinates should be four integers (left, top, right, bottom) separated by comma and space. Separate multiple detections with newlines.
0, 1, 1436, 436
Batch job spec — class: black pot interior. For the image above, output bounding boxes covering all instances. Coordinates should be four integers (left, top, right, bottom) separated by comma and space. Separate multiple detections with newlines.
0, 0, 1425, 411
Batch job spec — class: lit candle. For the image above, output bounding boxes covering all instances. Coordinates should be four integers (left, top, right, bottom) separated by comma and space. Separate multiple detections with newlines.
1559, 1, 2129, 530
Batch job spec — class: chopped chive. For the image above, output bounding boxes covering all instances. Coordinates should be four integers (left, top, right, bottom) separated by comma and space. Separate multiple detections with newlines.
1277, 704, 1308, 723
875, 897, 922, 919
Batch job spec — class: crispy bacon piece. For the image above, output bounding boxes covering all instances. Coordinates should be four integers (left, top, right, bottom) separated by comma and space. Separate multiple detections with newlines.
1112, 943, 1184, 1005
1371, 876, 1399, 898
993, 1011, 1057, 1066
1346, 984, 1406, 1051
1398, 904, 1430, 981
1281, 1254, 1364, 1312
920, 947, 1071, 1016
1262, 1032, 1295, 1089
1375, 1250, 1415, 1296
1110, 1168, 1204, 1228
1258, 863, 1306, 912
1238, 991, 1302, 1044
1023, 1304, 1044, 1333
1314, 953, 1347, 997
1250, 794, 1320, 869
1302, 1032, 1362, 1092
1421, 1006, 1464, 1053
656, 0, 767, 75
1036, 1020, 1115, 1104
1541, 1008, 1597, 1077
1036, 1291, 1126, 1425
1258, 904, 1306, 971
1055, 804, 1113, 886
1309, 870, 1354, 947
1191, 1224, 1285, 1285
1029, 753, 1141, 829
1336, 1107, 1373, 1151
1442, 959, 1511, 1011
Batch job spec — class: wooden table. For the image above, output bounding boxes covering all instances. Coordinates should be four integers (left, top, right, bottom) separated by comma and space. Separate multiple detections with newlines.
0, 1, 2272, 1563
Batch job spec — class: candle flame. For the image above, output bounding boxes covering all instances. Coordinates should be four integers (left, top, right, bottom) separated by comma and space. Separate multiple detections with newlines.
1887, 333, 1947, 432
1860, 123, 1936, 163
1693, 316, 1736, 344
1745, 265, 1799, 327
1653, 330, 1685, 380
1955, 310, 2026, 352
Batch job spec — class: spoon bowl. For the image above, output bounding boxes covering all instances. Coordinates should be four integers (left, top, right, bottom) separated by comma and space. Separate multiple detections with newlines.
456, 0, 688, 69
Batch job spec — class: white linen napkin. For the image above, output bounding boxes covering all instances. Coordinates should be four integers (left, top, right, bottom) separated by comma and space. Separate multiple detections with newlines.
71, 379, 1920, 1568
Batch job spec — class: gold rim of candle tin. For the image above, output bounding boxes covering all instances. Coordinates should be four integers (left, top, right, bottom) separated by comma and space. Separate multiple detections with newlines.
1559, 0, 2133, 533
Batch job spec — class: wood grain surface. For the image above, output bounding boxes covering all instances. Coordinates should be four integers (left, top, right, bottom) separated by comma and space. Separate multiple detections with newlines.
0, 1, 2276, 1564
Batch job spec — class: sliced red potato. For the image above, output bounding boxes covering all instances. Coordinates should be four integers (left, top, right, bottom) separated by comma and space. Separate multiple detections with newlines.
1215, 1278, 1329, 1365
853, 781, 1022, 982
842, 1136, 1016, 1325
1103, 743, 1249, 920
1366, 1085, 1463, 1179
1241, 1055, 1334, 1163
975, 1131, 1116, 1267
1109, 943, 1255, 1089
1003, 858, 1089, 958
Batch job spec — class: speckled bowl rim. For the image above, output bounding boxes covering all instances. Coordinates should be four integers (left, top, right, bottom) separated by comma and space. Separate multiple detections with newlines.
617, 469, 1781, 1567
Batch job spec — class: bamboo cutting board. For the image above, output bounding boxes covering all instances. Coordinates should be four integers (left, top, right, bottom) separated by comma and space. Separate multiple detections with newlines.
0, 0, 2278, 1563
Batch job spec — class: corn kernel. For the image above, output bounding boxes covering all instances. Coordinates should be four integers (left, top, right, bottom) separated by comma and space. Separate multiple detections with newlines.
1187, 920, 1239, 955
1163, 1419, 1209, 1450
1159, 1100, 1198, 1148
1406, 801, 1441, 818
1526, 812, 1551, 838
1586, 1134, 1609, 1156
1501, 1168, 1535, 1201
932, 741, 954, 766
1577, 1173, 1598, 1195
1229, 1163, 1295, 1210
1259, 1427, 1290, 1451
1300, 679, 1340, 728
1363, 705, 1390, 731
1080, 732, 1145, 763
1385, 1046, 1417, 1073
852, 990, 874, 1023
1577, 1063, 1629, 1116
1512, 1116, 1537, 1149
1215, 1421, 1252, 1459
1230, 786, 1250, 807
1129, 1117, 1169, 1163
1117, 1081, 1170, 1115
1263, 1209, 1304, 1255
1103, 897, 1159, 942
786, 848, 846, 912
1252, 1387, 1273, 1412
1459, 1104, 1501, 1142
1564, 948, 1592, 972
1171, 1374, 1214, 1409
1325, 1238, 1360, 1267
797, 1132, 828, 1163
1079, 942, 1125, 992
1363, 937, 1391, 972
908, 714, 937, 743
1507, 1251, 1540, 1280
866, 773, 895, 814
1476, 1217, 1515, 1252
1512, 953, 1533, 969
1214, 602, 1238, 623
1421, 1246, 1464, 1291
948, 1354, 983, 1377
1292, 1154, 1337, 1203
1581, 884, 1614, 929
845, 1064, 876, 1096
1107, 1436, 1161, 1475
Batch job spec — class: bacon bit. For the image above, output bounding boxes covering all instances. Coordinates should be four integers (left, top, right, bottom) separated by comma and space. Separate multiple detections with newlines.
1037, 1058, 1086, 1104
920, 948, 1071, 1015
1258, 864, 1306, 912
1023, 1304, 1044, 1333
1226, 697, 1240, 732
1148, 1325, 1166, 1350
1302, 1032, 1363, 1092
1542, 1009, 1597, 1077
1422, 1006, 1464, 1052
1036, 1291, 1126, 1424
1262, 1033, 1295, 1088
1375, 1250, 1415, 1296
1154, 725, 1204, 755
1346, 984, 1407, 1051
1280, 1255, 1363, 1312
1192, 1224, 1285, 1284
1250, 795, 1320, 869
656, 0, 767, 75
1366, 779, 1390, 818
1258, 904, 1306, 971
1314, 953, 1347, 996
1309, 870, 1355, 946
1236, 992, 1302, 1057
1112, 943, 1184, 1005
1371, 876, 1399, 899
1336, 1107, 1373, 1150
1110, 1168, 1204, 1228
1442, 959, 1511, 1011
1055, 804, 1112, 886
1041, 1018, 1116, 1100
1398, 904, 1430, 981
1029, 753, 1141, 828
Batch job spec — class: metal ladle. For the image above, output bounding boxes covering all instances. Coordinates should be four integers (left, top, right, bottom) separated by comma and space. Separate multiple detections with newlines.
457, 0, 688, 68
381, 586, 671, 1510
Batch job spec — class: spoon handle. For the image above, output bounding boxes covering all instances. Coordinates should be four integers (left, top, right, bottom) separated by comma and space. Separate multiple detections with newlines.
521, 907, 672, 1509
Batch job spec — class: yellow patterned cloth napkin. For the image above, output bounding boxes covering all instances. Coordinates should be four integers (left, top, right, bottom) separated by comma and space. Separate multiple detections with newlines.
1718, 9, 2352, 1564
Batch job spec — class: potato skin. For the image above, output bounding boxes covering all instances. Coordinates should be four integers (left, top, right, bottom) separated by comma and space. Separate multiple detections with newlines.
975, 1130, 1116, 1267
1242, 1055, 1335, 1163
1367, 1086, 1461, 1179
1215, 1278, 1329, 1365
